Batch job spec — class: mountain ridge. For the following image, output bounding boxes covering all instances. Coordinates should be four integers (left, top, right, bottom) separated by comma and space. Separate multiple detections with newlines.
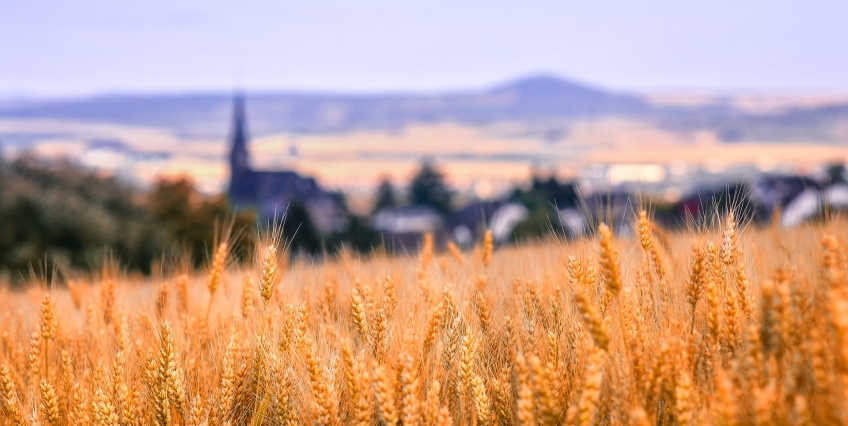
0, 75, 845, 144
0, 76, 649, 135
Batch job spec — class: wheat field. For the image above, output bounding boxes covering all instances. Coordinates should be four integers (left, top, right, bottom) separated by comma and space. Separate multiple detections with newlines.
1, 212, 847, 425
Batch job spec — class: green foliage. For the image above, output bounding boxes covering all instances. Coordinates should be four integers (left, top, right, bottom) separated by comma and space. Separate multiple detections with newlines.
511, 204, 564, 243
0, 157, 259, 284
511, 175, 579, 209
0, 156, 390, 284
279, 202, 320, 255
342, 215, 382, 253
372, 177, 396, 213
509, 175, 575, 242
826, 163, 847, 184
0, 155, 170, 280
146, 178, 256, 266
409, 160, 452, 212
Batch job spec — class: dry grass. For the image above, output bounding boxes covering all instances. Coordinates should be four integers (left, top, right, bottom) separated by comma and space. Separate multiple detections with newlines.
1, 213, 848, 425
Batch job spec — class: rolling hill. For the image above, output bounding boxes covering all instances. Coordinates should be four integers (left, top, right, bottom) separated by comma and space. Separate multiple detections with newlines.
0, 76, 653, 136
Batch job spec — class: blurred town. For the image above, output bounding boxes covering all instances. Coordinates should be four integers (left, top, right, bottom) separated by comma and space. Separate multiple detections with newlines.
1, 75, 847, 282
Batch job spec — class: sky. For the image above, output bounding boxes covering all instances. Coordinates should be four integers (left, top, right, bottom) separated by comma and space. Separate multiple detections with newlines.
1, 1, 847, 98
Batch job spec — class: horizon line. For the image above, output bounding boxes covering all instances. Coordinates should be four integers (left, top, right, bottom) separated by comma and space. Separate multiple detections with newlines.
4, 73, 848, 103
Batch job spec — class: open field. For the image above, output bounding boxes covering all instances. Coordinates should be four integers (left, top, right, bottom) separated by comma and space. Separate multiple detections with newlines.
2, 213, 848, 425
3, 77, 847, 201
3, 117, 847, 198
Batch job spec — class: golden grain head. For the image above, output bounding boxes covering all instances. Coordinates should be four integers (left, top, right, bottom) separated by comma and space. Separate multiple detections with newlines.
0, 214, 846, 425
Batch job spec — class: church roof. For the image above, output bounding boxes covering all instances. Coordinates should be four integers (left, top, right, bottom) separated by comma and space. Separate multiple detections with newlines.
226, 94, 340, 224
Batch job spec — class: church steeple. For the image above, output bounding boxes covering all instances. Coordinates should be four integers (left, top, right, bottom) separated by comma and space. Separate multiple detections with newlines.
229, 93, 250, 176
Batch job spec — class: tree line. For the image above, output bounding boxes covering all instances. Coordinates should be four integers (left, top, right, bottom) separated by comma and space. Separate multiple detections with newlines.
0, 155, 582, 285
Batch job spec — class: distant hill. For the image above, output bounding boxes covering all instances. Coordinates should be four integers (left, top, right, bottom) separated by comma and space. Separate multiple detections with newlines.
1, 75, 846, 143
0, 76, 650, 136
643, 98, 848, 144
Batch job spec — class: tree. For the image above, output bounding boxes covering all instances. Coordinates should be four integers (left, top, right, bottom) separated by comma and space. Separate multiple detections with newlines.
826, 163, 847, 184
409, 160, 452, 212
344, 215, 381, 253
372, 177, 397, 213
0, 156, 170, 280
147, 177, 255, 266
280, 202, 321, 256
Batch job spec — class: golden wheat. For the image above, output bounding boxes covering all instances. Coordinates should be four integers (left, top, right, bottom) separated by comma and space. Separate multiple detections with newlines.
1, 215, 848, 425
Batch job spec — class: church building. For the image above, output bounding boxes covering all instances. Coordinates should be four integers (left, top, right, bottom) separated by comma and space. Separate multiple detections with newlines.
227, 95, 344, 233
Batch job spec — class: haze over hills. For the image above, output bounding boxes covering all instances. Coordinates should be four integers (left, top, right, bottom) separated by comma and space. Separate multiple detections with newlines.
0, 75, 846, 197
1, 75, 846, 142
0, 76, 647, 135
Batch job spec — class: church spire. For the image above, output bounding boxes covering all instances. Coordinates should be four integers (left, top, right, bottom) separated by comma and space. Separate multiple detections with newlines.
229, 92, 250, 175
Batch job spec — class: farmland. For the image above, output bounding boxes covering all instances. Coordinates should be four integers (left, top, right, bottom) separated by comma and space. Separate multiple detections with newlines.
2, 212, 847, 424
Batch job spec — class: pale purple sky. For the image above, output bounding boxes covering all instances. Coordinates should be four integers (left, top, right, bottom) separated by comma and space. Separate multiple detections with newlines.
1, 1, 847, 97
